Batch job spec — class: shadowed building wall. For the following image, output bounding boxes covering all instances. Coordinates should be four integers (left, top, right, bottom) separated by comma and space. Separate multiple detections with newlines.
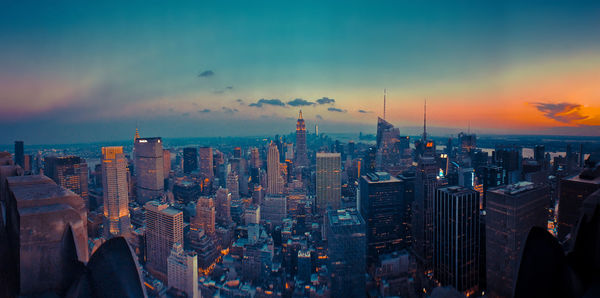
486, 182, 549, 298
6, 174, 88, 295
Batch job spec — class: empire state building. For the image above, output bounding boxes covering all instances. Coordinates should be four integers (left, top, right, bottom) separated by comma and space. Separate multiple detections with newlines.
295, 110, 309, 167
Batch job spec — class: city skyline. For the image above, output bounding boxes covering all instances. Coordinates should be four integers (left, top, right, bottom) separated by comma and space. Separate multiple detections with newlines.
1, 1, 600, 144
3, 2, 600, 297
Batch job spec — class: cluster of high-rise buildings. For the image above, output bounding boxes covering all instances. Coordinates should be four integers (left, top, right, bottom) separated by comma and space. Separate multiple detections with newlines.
2, 107, 600, 297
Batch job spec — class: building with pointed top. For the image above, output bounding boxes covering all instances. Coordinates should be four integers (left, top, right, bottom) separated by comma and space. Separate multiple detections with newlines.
267, 141, 284, 195
295, 110, 309, 167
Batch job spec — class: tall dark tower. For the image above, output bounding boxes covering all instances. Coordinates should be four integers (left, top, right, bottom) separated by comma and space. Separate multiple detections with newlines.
295, 110, 309, 167
15, 140, 24, 168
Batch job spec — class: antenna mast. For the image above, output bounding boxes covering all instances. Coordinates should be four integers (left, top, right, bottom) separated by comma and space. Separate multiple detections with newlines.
423, 98, 427, 141
383, 88, 387, 120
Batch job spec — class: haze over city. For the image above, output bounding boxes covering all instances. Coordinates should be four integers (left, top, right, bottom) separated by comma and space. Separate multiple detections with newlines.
1, 1, 600, 144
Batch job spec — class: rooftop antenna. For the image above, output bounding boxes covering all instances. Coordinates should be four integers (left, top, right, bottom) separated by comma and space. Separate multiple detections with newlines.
423, 98, 427, 141
383, 88, 387, 120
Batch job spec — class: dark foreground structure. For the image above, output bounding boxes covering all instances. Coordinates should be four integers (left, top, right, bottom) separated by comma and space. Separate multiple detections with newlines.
0, 157, 145, 297
515, 188, 600, 297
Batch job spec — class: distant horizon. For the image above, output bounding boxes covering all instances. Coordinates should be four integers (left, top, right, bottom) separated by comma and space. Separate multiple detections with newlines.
3, 126, 600, 147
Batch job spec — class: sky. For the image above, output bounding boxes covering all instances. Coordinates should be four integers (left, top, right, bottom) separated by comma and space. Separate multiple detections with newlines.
1, 0, 599, 144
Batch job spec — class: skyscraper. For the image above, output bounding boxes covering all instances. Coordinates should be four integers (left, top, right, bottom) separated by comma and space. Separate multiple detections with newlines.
183, 147, 198, 174
198, 147, 214, 179
134, 137, 164, 204
227, 171, 240, 200
295, 110, 309, 167
215, 187, 232, 226
413, 150, 446, 271
433, 186, 480, 296
193, 197, 215, 235
326, 208, 366, 298
44, 155, 89, 208
375, 117, 402, 174
167, 243, 199, 298
101, 146, 131, 237
163, 149, 171, 176
486, 182, 549, 298
359, 172, 406, 266
145, 200, 184, 281
267, 142, 284, 195
14, 140, 24, 168
250, 147, 262, 169
316, 152, 341, 212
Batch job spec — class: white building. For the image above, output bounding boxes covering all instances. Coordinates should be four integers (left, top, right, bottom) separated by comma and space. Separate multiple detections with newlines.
167, 242, 199, 298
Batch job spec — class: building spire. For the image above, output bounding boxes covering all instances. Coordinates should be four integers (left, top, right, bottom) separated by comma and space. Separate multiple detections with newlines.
134, 125, 140, 141
299, 109, 303, 120
423, 98, 427, 141
383, 88, 387, 120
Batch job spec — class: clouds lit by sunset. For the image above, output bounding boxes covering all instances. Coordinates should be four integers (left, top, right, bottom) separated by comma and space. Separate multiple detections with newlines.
1, 1, 599, 143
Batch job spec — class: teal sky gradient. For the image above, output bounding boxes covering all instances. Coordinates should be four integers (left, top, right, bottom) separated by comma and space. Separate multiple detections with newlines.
1, 1, 599, 143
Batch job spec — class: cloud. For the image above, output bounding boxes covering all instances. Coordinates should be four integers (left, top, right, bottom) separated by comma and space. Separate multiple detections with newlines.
316, 97, 335, 105
199, 109, 211, 113
316, 115, 323, 120
358, 109, 372, 113
213, 86, 234, 94
181, 112, 190, 117
287, 98, 315, 107
532, 102, 588, 124
198, 70, 215, 77
222, 107, 238, 114
249, 98, 286, 107
328, 107, 347, 113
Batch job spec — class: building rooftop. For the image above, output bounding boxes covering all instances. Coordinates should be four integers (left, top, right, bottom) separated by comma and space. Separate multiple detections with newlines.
489, 181, 538, 196
316, 152, 340, 157
564, 171, 600, 185
328, 208, 364, 226
136, 137, 162, 143
363, 172, 401, 183
7, 175, 83, 209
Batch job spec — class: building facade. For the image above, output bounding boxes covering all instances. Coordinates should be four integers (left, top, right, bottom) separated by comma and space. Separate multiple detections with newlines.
486, 182, 549, 298
267, 142, 284, 195
193, 197, 216, 235
413, 153, 446, 270
183, 147, 198, 174
359, 172, 407, 267
198, 147, 214, 179
295, 110, 309, 167
101, 146, 131, 237
316, 152, 341, 213
145, 200, 184, 281
134, 137, 164, 204
167, 242, 199, 298
326, 208, 366, 298
44, 155, 89, 208
433, 186, 480, 295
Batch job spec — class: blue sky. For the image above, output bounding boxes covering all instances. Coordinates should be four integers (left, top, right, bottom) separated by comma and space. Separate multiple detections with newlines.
1, 1, 599, 144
